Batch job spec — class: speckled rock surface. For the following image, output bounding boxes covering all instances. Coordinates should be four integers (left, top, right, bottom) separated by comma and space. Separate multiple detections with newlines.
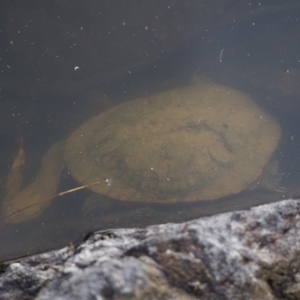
1, 199, 300, 300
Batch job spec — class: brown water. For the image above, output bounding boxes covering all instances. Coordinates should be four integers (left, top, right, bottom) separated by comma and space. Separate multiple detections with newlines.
0, 0, 300, 262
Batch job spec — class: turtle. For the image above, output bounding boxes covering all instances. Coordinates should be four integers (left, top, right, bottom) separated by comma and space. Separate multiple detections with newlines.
65, 79, 281, 203
2, 79, 281, 223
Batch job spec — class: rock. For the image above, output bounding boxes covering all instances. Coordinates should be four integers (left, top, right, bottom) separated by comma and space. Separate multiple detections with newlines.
1, 199, 300, 299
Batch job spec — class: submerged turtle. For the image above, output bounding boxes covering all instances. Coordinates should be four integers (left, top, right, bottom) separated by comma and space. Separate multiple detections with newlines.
2, 79, 281, 223
64, 79, 281, 202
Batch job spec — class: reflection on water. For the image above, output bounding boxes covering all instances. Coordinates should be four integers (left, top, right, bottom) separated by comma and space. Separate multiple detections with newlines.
0, 0, 300, 262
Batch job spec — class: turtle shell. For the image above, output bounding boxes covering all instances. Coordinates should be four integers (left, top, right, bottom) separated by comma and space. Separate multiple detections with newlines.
64, 81, 281, 203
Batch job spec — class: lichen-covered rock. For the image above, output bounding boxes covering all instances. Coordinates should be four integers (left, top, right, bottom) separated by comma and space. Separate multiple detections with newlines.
1, 199, 300, 299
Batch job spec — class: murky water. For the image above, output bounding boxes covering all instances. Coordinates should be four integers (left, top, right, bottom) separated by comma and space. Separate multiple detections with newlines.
0, 0, 300, 262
